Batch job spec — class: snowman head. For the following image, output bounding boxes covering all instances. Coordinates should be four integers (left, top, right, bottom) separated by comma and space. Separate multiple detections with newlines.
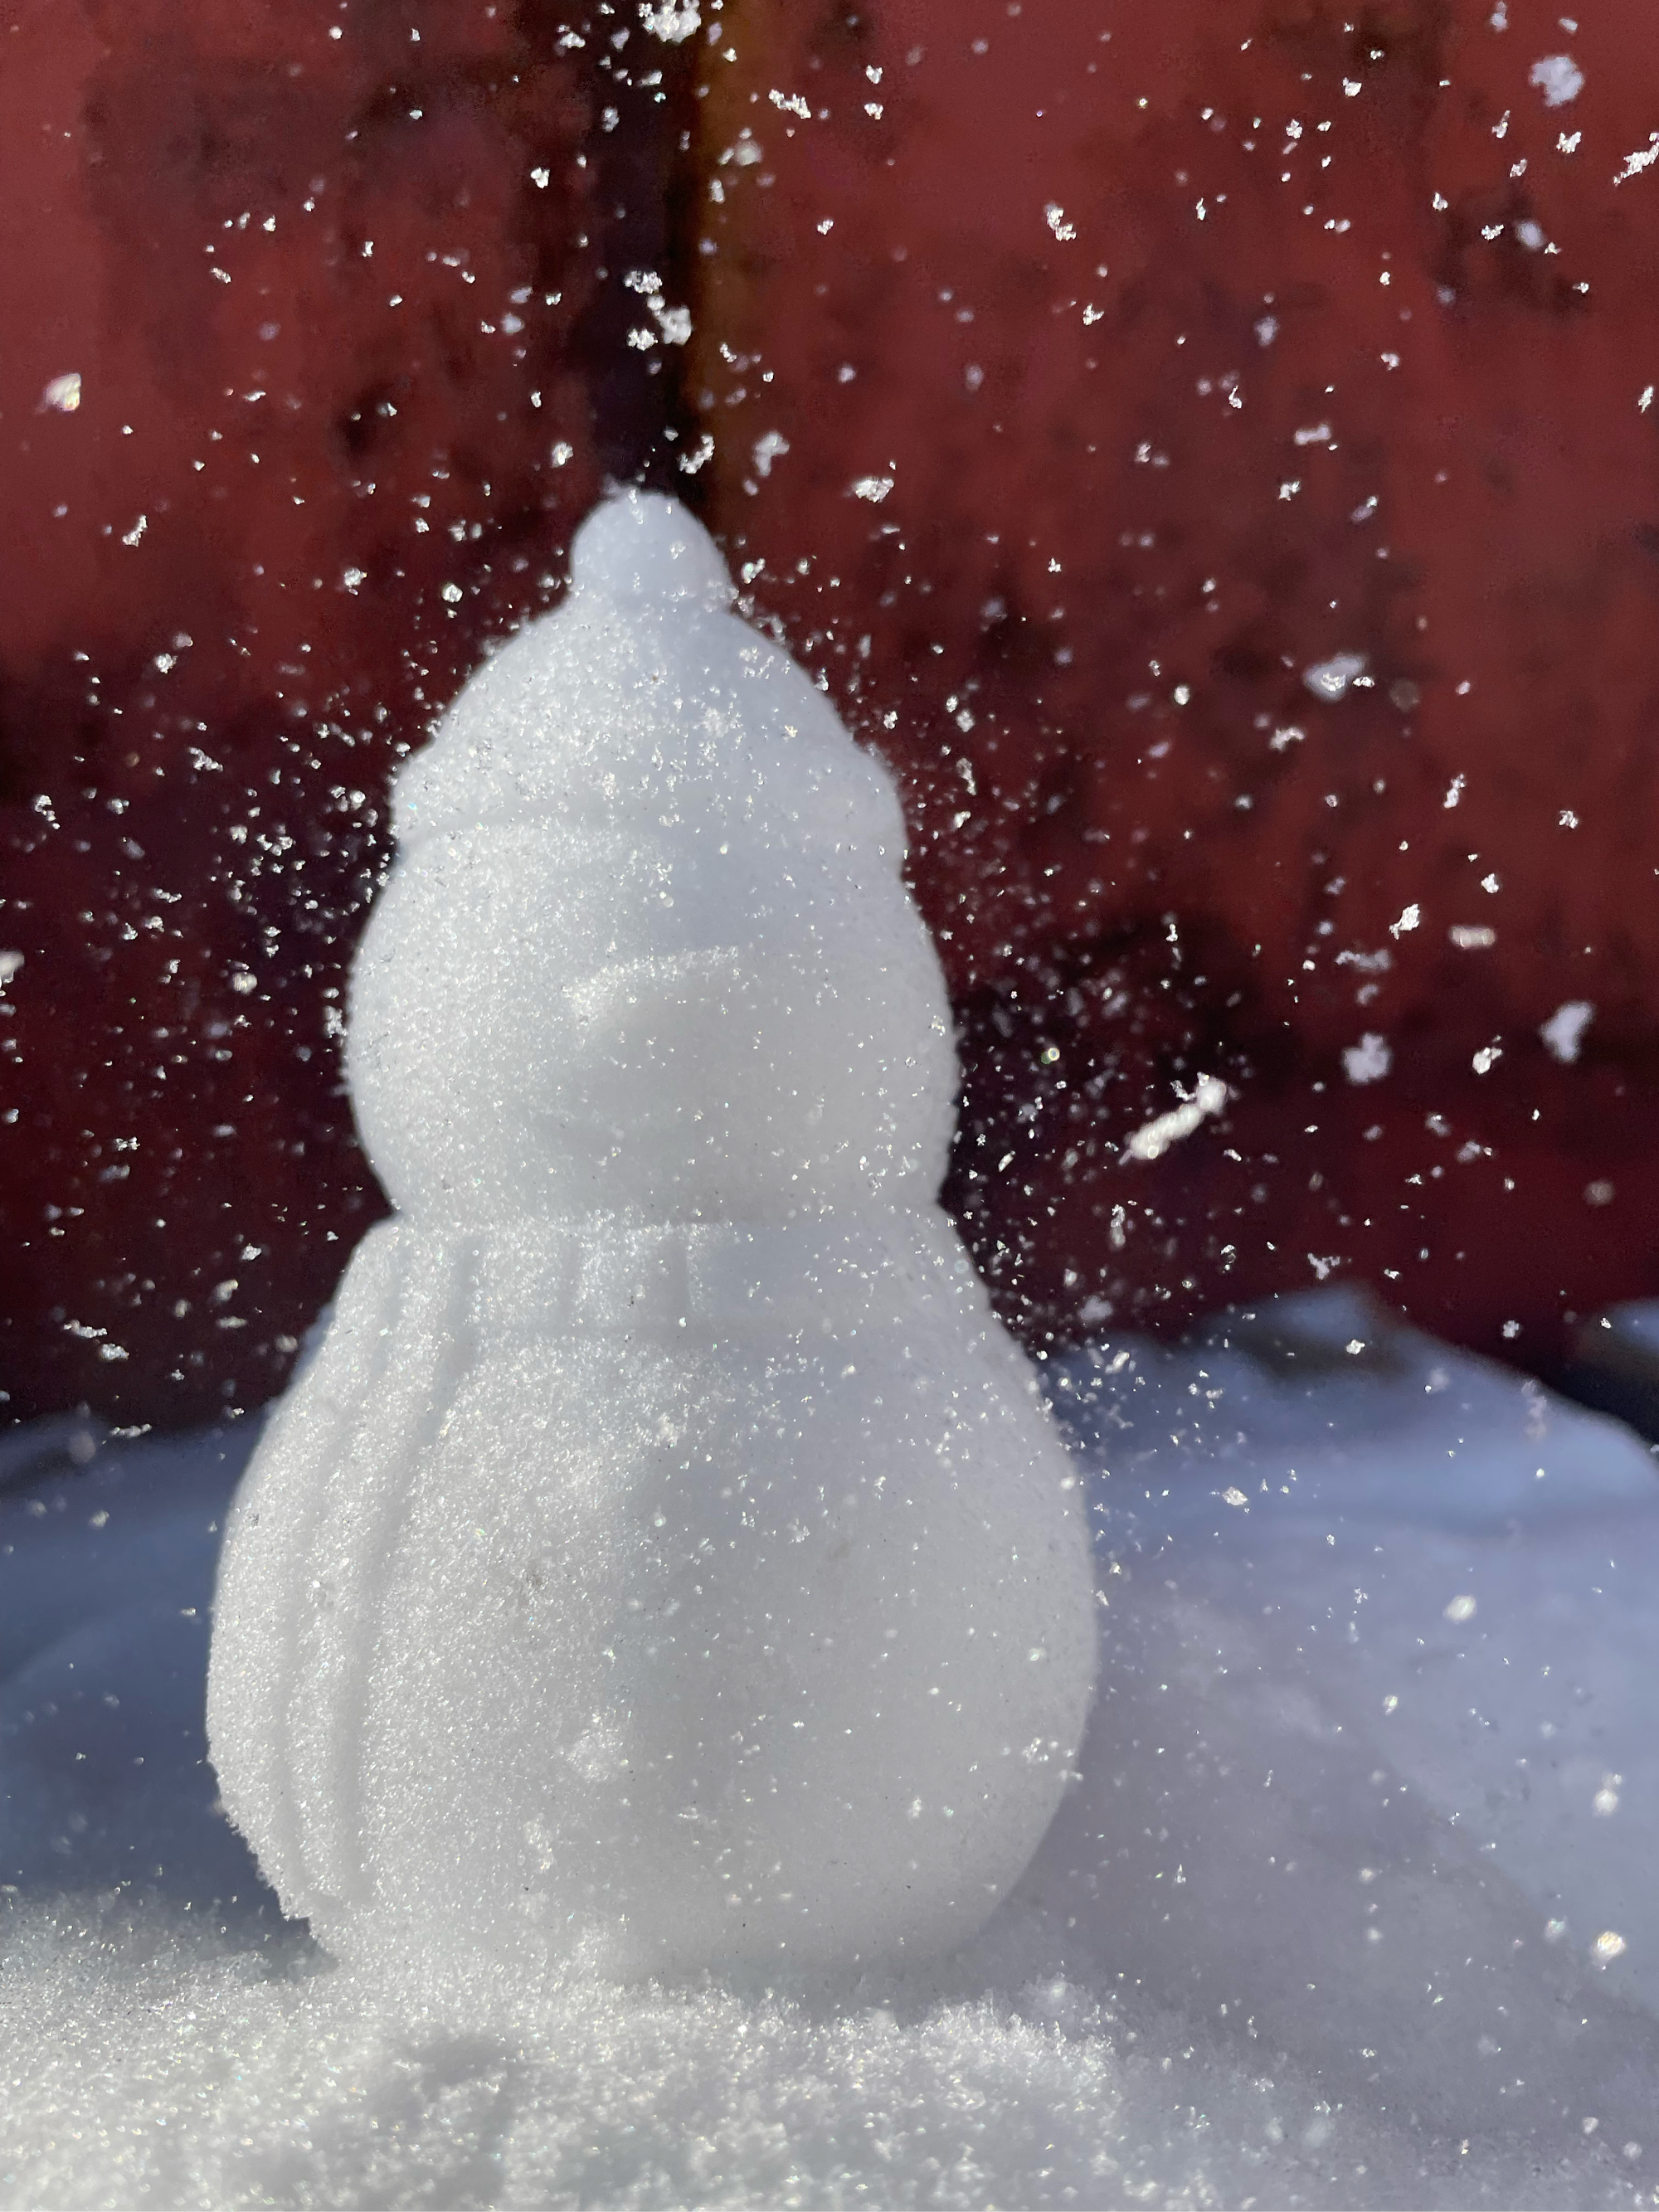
345, 493, 958, 1225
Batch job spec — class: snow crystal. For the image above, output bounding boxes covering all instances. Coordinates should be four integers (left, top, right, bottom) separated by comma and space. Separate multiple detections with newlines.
640, 0, 700, 43
38, 372, 80, 414
1342, 1032, 1392, 1084
1121, 1074, 1228, 1161
206, 491, 1096, 1994
1542, 998, 1594, 1063
1530, 54, 1585, 107
1304, 651, 1369, 701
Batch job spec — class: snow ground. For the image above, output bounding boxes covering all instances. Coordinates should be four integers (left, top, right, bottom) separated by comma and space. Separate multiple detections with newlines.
5, 1291, 1659, 2209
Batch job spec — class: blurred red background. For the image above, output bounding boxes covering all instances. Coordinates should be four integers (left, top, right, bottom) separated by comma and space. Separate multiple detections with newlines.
4, 0, 1657, 1424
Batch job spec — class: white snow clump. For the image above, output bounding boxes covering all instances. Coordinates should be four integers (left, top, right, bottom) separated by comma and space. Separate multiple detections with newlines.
1530, 52, 1584, 106
1541, 998, 1594, 1064
1343, 1031, 1393, 1085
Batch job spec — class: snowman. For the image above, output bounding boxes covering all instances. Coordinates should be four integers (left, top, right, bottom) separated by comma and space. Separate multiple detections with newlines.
207, 491, 1097, 1986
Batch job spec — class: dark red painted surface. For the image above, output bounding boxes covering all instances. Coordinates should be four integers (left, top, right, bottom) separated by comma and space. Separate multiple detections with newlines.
0, 0, 684, 1421
688, 0, 1659, 1369
5, 0, 1658, 1422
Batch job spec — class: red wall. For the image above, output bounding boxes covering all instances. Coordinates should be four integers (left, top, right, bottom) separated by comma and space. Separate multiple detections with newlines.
690, 0, 1659, 1368
3, 0, 1657, 1419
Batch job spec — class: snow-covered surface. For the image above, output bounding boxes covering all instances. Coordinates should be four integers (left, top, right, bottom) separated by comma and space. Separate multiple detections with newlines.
6, 1292, 1659, 2206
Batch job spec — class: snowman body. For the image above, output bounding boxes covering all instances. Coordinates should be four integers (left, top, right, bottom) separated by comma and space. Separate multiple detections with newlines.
207, 494, 1097, 1983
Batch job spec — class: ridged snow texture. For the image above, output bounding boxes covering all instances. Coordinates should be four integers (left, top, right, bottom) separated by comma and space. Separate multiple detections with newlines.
207, 491, 1097, 1986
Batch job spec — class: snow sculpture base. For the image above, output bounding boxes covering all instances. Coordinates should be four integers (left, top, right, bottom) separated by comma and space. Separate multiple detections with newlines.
207, 492, 1096, 1986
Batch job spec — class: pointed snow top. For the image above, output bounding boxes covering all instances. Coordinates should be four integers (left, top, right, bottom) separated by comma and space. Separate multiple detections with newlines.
390, 490, 900, 855
571, 488, 735, 613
